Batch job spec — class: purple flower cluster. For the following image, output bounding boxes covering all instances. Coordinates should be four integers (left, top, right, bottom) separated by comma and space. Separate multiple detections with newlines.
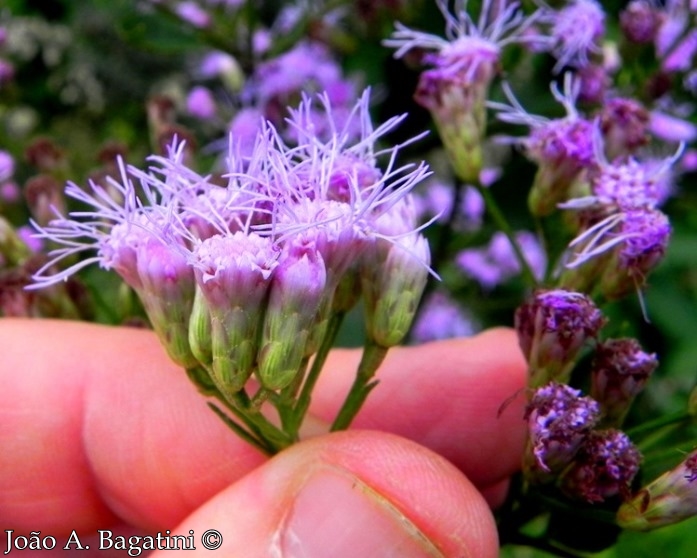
525, 382, 642, 503
30, 91, 432, 393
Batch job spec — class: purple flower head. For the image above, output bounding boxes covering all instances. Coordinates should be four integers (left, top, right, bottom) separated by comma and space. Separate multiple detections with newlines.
591, 158, 667, 211
175, 1, 212, 28
600, 98, 650, 160
410, 290, 479, 343
456, 230, 546, 289
620, 0, 663, 44
198, 51, 239, 80
547, 0, 606, 72
385, 0, 544, 81
515, 288, 605, 386
186, 86, 217, 120
249, 41, 355, 119
524, 382, 601, 480
561, 429, 641, 503
576, 64, 610, 104
274, 197, 369, 286
591, 337, 658, 426
257, 239, 328, 390
385, 0, 545, 182
281, 89, 431, 227
0, 181, 20, 204
596, 207, 671, 300
491, 74, 596, 215
0, 150, 14, 183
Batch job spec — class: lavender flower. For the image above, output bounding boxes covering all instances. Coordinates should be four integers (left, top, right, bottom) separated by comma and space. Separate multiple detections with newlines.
174, 1, 212, 28
618, 450, 697, 530
385, 0, 544, 182
410, 290, 479, 343
560, 429, 642, 503
560, 137, 680, 298
591, 338, 658, 427
456, 230, 546, 290
244, 40, 357, 136
599, 207, 671, 300
515, 288, 605, 387
620, 0, 662, 45
546, 0, 606, 72
30, 90, 433, 395
524, 382, 600, 483
190, 231, 278, 394
599, 98, 650, 160
186, 85, 217, 120
490, 74, 596, 215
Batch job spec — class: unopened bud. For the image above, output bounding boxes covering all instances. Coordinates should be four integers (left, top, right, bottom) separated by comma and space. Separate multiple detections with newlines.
257, 246, 327, 390
618, 451, 697, 530
515, 289, 606, 387
560, 429, 641, 503
591, 338, 657, 427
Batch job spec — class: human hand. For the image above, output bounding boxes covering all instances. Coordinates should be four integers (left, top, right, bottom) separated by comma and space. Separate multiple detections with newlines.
0, 319, 526, 557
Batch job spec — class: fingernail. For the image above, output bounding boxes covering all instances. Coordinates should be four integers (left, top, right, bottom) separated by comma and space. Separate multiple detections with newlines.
275, 466, 444, 557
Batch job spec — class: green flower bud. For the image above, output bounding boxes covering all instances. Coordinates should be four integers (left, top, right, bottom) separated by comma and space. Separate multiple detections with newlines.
257, 248, 327, 390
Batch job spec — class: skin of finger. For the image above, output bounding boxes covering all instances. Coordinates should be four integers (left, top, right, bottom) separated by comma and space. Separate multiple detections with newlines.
313, 329, 528, 487
158, 430, 499, 558
0, 318, 266, 531
0, 319, 526, 531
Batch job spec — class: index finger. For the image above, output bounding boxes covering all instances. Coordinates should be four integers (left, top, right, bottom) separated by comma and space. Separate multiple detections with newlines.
0, 319, 526, 531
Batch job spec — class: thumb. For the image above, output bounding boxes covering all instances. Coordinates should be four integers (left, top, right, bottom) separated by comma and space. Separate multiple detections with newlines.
160, 430, 498, 558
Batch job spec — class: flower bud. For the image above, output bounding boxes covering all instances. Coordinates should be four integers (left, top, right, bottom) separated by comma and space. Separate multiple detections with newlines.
136, 238, 197, 368
515, 289, 606, 387
599, 208, 671, 300
618, 451, 697, 530
524, 382, 601, 484
361, 232, 430, 348
560, 429, 642, 503
192, 232, 277, 396
600, 98, 650, 160
257, 244, 327, 390
188, 286, 213, 370
590, 338, 657, 427
620, 1, 662, 45
526, 118, 595, 216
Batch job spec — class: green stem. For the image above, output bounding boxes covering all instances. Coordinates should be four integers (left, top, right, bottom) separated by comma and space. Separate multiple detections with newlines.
207, 403, 273, 455
330, 340, 388, 432
474, 183, 538, 288
224, 391, 291, 453
290, 312, 345, 436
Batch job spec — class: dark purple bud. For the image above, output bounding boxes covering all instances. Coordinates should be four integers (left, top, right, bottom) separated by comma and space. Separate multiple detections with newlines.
600, 98, 650, 160
560, 429, 642, 503
620, 1, 662, 44
524, 382, 601, 483
515, 289, 606, 386
591, 338, 658, 426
